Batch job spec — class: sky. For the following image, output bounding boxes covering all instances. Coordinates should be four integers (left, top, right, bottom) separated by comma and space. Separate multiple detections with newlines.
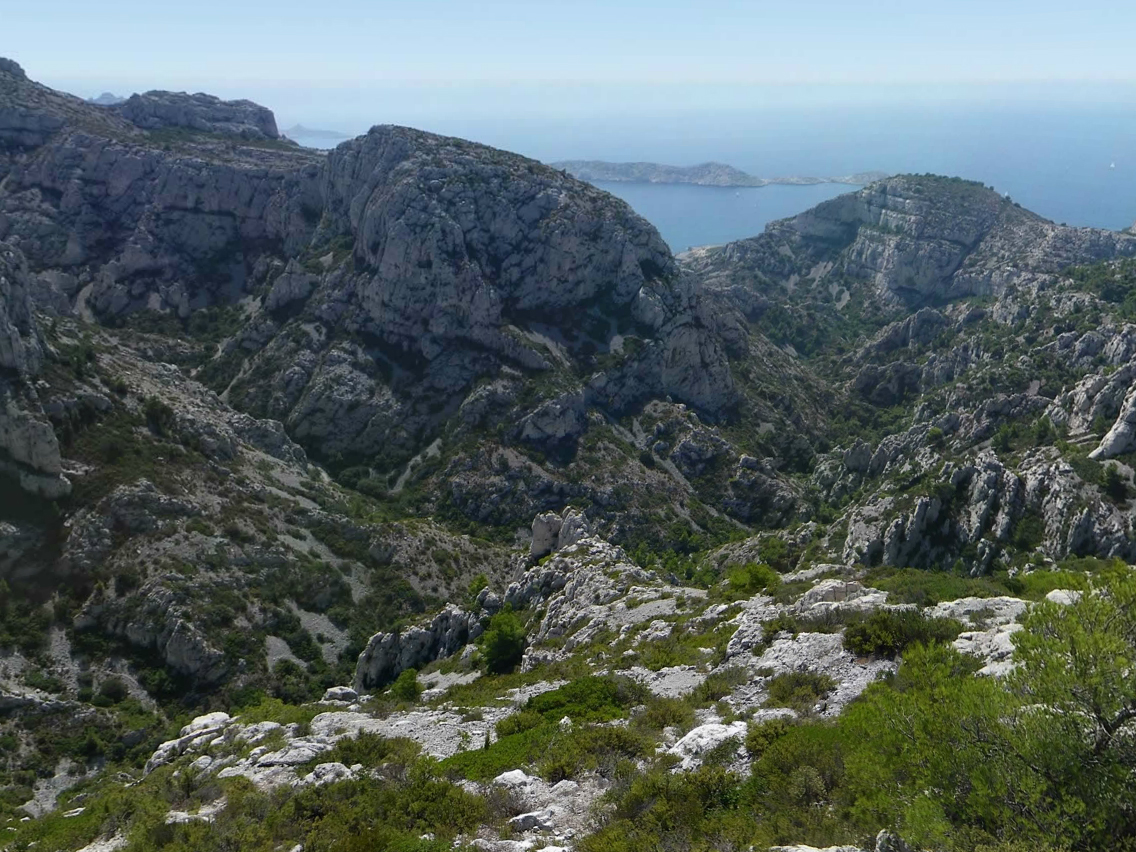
3, 0, 1135, 188
3, 1, 1135, 230
5, 0, 1136, 92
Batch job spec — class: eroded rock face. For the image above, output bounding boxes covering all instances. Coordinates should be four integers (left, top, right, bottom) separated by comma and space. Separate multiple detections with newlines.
0, 62, 744, 533
1091, 380, 1136, 459
0, 241, 69, 498
354, 605, 481, 691
529, 508, 591, 559
77, 580, 227, 685
0, 243, 43, 375
118, 91, 280, 139
686, 174, 1136, 310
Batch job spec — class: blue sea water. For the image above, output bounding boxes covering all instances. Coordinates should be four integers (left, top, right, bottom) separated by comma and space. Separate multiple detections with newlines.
406, 101, 1136, 251
287, 95, 1136, 252
592, 181, 856, 253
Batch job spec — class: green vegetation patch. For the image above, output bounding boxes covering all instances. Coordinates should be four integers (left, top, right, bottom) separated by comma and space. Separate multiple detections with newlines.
843, 609, 964, 658
763, 672, 837, 713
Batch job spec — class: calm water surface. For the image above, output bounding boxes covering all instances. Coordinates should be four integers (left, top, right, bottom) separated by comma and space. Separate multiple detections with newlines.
592, 181, 855, 252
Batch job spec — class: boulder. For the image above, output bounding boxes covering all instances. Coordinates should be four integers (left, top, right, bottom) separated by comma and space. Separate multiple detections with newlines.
667, 721, 747, 770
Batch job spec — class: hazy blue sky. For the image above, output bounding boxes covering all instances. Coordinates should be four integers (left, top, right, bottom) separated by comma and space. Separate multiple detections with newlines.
6, 0, 1136, 180
7, 0, 1135, 89
4, 1, 1135, 230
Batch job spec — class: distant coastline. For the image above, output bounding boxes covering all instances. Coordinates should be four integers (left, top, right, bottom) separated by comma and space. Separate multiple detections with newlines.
551, 159, 889, 189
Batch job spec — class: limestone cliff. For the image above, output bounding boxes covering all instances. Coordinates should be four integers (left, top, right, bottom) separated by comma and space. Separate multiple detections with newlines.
685, 175, 1136, 309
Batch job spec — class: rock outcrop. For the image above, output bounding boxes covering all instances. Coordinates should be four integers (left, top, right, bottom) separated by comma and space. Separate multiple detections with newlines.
354, 604, 481, 691
0, 241, 69, 498
1090, 380, 1136, 459
117, 91, 280, 139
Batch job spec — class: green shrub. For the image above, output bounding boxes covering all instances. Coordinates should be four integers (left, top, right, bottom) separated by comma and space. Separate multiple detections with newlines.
23, 668, 64, 694
752, 721, 847, 817
234, 697, 323, 727
539, 725, 652, 782
745, 717, 792, 759
764, 672, 836, 713
495, 710, 543, 738
843, 609, 963, 658
724, 562, 781, 598
440, 724, 556, 781
302, 732, 420, 771
864, 567, 1006, 606
389, 668, 423, 702
761, 537, 791, 571
525, 675, 646, 723
467, 573, 489, 602
636, 635, 703, 671
1103, 464, 1130, 503
94, 677, 129, 706
481, 609, 526, 674
694, 667, 749, 704
269, 659, 318, 705
632, 695, 697, 735
1012, 569, 1090, 599
143, 395, 176, 437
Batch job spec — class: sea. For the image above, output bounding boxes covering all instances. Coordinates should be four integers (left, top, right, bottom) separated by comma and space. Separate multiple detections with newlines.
288, 98, 1136, 254
590, 182, 855, 254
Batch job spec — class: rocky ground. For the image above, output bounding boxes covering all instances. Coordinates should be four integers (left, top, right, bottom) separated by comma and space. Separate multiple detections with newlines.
14, 517, 1074, 852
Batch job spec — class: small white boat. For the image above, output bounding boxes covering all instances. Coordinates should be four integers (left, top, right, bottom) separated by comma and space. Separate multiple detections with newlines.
1110, 162, 1117, 169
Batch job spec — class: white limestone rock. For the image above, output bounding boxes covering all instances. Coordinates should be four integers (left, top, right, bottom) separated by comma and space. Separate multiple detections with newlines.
667, 721, 747, 770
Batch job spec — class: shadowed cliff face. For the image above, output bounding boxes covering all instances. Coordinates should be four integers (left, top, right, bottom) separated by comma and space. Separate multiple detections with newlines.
215, 123, 736, 479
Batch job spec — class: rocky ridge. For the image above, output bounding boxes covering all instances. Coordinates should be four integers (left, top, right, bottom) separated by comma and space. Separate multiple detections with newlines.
684, 174, 1136, 309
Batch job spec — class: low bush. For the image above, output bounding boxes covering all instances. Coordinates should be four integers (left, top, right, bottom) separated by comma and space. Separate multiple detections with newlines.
632, 695, 697, 735
724, 562, 781, 598
745, 717, 792, 759
764, 672, 836, 713
481, 609, 526, 675
389, 668, 423, 702
539, 725, 652, 782
301, 732, 420, 771
494, 710, 543, 738
440, 724, 556, 782
694, 667, 749, 704
843, 609, 963, 658
864, 567, 1007, 606
525, 675, 647, 723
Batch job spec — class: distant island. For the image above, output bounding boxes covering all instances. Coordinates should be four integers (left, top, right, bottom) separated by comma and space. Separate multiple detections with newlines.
87, 92, 126, 106
551, 159, 889, 188
283, 124, 351, 141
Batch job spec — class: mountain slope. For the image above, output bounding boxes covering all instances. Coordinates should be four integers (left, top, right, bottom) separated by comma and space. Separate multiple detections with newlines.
685, 174, 1136, 309
6, 57, 1136, 852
